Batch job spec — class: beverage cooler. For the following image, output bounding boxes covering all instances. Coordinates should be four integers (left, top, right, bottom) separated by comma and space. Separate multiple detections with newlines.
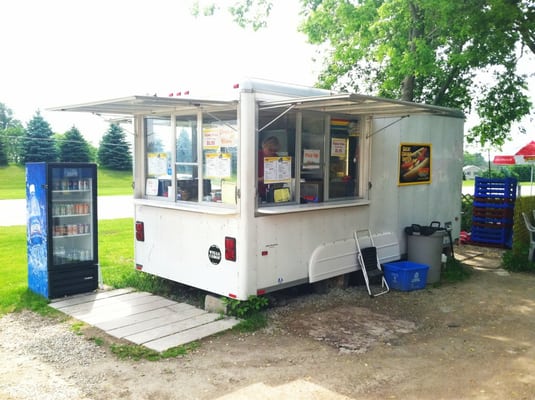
26, 162, 99, 299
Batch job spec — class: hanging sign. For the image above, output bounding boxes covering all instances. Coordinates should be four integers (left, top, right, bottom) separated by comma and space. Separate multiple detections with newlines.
331, 138, 346, 157
303, 149, 321, 170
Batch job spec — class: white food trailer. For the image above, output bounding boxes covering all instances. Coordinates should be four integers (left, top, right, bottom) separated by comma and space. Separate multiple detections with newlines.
52, 79, 464, 300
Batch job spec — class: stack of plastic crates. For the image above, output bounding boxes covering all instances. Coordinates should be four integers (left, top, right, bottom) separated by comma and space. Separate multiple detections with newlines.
471, 177, 517, 248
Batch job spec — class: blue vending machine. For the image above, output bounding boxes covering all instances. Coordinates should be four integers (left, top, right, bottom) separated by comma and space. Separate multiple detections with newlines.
26, 163, 99, 299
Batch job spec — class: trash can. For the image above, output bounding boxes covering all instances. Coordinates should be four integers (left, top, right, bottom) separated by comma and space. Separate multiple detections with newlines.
405, 223, 446, 284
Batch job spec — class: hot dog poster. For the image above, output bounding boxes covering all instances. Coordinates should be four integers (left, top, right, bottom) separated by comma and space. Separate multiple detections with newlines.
399, 143, 431, 185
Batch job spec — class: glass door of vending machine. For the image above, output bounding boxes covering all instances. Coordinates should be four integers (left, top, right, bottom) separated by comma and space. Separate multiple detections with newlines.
49, 167, 96, 266
48, 164, 98, 297
51, 169, 95, 265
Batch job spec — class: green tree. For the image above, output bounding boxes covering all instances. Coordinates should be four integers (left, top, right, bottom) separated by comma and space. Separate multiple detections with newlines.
212, 0, 534, 148
0, 135, 8, 166
0, 102, 21, 130
192, 0, 272, 30
512, 164, 533, 182
98, 124, 132, 170
176, 128, 193, 174
0, 102, 24, 164
463, 152, 486, 168
58, 126, 91, 162
88, 142, 98, 162
1, 125, 25, 163
22, 111, 57, 163
300, 0, 533, 147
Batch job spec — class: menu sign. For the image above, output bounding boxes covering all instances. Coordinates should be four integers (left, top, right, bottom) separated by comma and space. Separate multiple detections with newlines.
205, 153, 232, 178
264, 156, 292, 184
331, 138, 346, 157
399, 143, 431, 185
303, 149, 320, 170
147, 153, 168, 176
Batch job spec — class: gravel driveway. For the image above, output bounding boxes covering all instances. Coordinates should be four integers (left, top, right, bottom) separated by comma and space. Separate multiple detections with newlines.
1, 245, 535, 399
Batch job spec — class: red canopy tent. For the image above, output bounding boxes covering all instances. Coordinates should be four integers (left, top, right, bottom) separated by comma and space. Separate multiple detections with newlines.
493, 140, 535, 195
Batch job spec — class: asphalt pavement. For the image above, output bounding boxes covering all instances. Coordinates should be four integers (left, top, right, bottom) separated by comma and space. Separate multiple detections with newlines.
0, 195, 133, 226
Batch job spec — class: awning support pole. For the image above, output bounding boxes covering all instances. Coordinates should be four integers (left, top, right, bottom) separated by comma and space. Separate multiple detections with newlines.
366, 115, 409, 138
258, 104, 296, 133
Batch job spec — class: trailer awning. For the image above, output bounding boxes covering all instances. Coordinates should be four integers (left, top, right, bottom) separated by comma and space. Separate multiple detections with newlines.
48, 95, 237, 116
49, 93, 464, 119
259, 93, 465, 119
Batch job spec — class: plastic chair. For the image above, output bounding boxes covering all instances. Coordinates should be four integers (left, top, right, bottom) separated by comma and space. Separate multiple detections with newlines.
521, 212, 535, 262
354, 229, 389, 297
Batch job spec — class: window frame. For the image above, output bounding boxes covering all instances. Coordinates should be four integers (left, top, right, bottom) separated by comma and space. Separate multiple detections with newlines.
142, 105, 239, 208
256, 107, 363, 209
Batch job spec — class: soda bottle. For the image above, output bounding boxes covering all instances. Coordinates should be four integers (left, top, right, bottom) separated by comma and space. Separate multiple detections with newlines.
28, 184, 44, 245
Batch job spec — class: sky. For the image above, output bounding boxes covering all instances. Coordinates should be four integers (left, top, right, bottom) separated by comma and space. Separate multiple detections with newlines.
1, 0, 318, 144
1, 0, 533, 157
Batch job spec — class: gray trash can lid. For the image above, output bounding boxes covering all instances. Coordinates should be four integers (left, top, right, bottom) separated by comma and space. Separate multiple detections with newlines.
405, 221, 445, 236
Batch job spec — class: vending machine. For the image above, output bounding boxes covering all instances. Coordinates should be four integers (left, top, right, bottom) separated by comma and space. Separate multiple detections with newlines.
26, 162, 99, 299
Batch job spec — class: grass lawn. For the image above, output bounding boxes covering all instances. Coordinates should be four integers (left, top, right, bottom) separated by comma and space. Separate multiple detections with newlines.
0, 164, 26, 199
0, 164, 133, 199
0, 218, 135, 316
463, 179, 533, 190
462, 180, 475, 188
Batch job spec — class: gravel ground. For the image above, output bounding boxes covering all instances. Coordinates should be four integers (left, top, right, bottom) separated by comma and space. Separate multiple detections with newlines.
2, 245, 535, 399
0, 311, 108, 400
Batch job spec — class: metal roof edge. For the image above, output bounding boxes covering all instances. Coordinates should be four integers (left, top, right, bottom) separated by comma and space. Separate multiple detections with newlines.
48, 85, 465, 119
348, 93, 465, 118
259, 92, 465, 119
48, 95, 237, 115
239, 77, 335, 98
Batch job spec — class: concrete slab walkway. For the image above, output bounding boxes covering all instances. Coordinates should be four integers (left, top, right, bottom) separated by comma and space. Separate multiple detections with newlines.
50, 288, 239, 352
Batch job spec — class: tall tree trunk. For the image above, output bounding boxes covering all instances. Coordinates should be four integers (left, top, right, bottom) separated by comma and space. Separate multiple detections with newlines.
401, 75, 415, 102
401, 1, 422, 102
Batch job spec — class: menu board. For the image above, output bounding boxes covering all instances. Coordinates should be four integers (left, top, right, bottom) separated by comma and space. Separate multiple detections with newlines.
147, 153, 168, 176
205, 153, 232, 178
264, 156, 292, 184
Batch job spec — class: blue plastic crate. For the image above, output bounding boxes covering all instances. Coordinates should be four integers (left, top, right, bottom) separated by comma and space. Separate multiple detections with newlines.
474, 177, 517, 199
383, 261, 429, 291
470, 226, 513, 248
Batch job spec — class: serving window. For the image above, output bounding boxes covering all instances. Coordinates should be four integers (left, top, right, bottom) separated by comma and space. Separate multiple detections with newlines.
175, 115, 199, 202
145, 117, 173, 197
201, 110, 238, 204
328, 119, 360, 199
257, 108, 360, 206
258, 110, 296, 204
143, 106, 238, 206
